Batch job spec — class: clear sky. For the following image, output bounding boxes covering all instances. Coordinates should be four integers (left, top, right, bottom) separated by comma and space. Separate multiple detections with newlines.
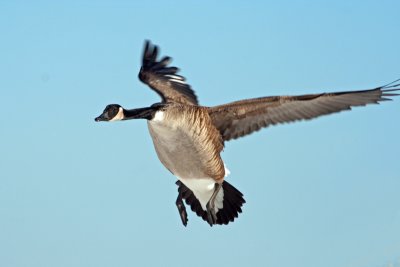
1, 1, 399, 267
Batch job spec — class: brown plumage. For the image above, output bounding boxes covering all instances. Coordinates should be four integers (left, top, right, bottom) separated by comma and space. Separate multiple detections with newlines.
208, 87, 399, 141
148, 104, 225, 181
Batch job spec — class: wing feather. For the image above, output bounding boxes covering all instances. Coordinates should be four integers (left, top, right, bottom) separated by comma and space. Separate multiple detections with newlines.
208, 82, 399, 141
138, 40, 198, 105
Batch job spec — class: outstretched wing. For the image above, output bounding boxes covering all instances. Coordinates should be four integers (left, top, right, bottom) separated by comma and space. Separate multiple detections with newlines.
138, 40, 198, 105
208, 81, 400, 141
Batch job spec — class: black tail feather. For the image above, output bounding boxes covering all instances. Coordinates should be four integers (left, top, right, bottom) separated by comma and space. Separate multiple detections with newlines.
176, 180, 245, 226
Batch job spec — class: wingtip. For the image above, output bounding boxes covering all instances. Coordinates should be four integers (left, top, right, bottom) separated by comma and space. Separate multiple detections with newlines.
143, 39, 150, 52
142, 40, 160, 64
139, 40, 199, 105
380, 78, 400, 90
381, 88, 400, 100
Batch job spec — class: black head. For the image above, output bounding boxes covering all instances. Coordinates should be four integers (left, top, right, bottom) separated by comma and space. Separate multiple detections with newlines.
95, 104, 124, 122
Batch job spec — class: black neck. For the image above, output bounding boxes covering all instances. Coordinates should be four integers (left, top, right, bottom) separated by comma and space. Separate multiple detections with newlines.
122, 106, 158, 120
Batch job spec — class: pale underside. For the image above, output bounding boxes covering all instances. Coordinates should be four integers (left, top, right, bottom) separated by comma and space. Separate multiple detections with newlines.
147, 107, 225, 211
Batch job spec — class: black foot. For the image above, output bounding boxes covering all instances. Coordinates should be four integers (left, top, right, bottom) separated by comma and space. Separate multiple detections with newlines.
176, 194, 188, 227
206, 202, 218, 226
206, 183, 222, 226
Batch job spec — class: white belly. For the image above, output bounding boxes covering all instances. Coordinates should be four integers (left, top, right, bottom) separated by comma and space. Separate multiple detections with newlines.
179, 177, 223, 211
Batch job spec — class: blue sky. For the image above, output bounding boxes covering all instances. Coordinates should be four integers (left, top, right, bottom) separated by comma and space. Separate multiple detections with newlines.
1, 1, 400, 267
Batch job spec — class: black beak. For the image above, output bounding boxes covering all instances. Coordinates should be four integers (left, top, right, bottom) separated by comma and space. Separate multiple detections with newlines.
94, 113, 107, 122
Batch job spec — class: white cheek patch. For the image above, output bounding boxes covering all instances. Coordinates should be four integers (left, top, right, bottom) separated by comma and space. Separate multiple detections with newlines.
110, 107, 124, 121
153, 111, 165, 122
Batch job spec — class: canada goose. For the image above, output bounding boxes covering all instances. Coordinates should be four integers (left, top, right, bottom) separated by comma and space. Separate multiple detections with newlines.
95, 40, 399, 227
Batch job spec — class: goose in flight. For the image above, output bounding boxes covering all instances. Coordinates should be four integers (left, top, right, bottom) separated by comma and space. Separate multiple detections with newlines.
95, 40, 399, 226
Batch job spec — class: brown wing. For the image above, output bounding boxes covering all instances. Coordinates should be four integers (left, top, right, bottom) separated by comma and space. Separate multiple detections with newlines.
208, 81, 400, 141
138, 40, 198, 105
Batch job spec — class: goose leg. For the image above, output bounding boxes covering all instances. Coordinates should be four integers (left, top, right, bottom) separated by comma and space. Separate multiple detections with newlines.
206, 183, 221, 226
176, 193, 188, 226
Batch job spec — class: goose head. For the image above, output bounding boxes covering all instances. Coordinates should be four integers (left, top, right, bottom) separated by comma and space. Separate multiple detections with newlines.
95, 104, 124, 122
